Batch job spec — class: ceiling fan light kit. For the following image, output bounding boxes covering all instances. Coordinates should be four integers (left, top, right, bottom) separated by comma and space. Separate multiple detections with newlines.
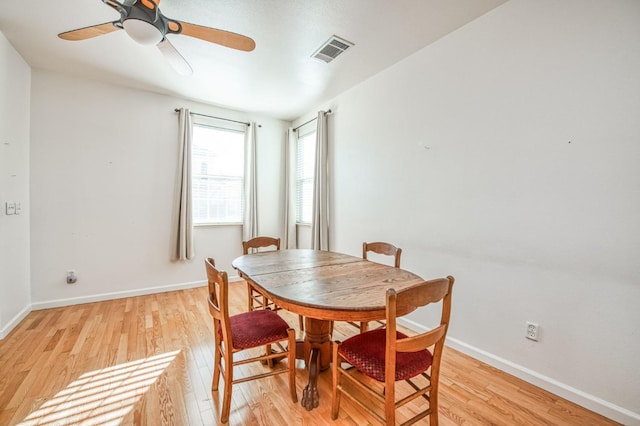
122, 19, 163, 46
58, 0, 256, 75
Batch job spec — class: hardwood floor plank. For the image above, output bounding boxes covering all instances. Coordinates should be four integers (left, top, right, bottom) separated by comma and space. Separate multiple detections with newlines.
0, 283, 621, 425
484, 389, 554, 426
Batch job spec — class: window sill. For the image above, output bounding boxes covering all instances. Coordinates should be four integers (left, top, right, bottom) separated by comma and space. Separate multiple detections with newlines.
194, 222, 243, 228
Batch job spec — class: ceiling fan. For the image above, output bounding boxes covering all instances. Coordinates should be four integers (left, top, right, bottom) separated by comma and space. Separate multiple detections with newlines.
58, 0, 256, 75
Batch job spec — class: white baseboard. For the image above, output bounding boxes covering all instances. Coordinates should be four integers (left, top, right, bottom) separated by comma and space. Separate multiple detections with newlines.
30, 274, 244, 311
0, 304, 32, 340
398, 317, 640, 426
29, 277, 240, 311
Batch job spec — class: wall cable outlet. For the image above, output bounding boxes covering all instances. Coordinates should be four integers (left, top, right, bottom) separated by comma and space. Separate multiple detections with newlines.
66, 270, 77, 284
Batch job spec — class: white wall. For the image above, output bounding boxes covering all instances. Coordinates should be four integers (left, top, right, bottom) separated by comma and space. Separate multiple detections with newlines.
7, 0, 640, 421
308, 0, 639, 423
0, 32, 31, 338
29, 70, 288, 307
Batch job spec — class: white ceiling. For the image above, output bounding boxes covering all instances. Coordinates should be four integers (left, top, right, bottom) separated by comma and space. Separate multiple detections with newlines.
1, 0, 508, 121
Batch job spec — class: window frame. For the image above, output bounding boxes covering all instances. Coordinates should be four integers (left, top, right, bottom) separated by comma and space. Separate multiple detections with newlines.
191, 121, 246, 226
296, 126, 316, 225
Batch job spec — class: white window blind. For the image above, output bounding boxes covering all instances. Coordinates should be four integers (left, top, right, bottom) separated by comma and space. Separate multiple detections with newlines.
296, 130, 316, 224
192, 124, 245, 224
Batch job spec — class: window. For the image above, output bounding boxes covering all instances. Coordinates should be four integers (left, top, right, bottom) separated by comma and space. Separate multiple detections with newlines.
296, 130, 316, 224
192, 124, 245, 224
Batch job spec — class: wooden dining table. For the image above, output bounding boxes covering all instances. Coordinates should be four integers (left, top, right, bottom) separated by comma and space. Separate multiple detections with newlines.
232, 249, 425, 411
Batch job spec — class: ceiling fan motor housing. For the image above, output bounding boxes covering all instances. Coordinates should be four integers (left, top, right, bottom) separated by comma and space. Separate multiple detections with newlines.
119, 1, 168, 45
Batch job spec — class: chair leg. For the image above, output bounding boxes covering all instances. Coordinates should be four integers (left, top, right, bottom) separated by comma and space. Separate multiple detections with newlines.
429, 386, 439, 426
359, 321, 369, 333
331, 341, 341, 419
385, 379, 395, 426
212, 344, 222, 391
287, 329, 298, 402
266, 344, 274, 368
247, 284, 254, 311
298, 315, 304, 332
220, 351, 234, 424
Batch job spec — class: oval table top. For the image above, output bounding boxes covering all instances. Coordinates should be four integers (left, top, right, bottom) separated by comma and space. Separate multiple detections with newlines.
232, 249, 425, 322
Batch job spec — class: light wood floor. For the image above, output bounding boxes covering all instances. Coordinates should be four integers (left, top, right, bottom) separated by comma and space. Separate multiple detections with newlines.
0, 283, 618, 425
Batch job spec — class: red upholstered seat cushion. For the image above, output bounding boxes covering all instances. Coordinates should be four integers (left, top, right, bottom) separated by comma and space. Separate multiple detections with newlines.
219, 309, 290, 350
338, 328, 433, 382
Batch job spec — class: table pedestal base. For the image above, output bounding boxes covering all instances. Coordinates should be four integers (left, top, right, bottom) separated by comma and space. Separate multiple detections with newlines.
301, 348, 320, 410
298, 318, 332, 411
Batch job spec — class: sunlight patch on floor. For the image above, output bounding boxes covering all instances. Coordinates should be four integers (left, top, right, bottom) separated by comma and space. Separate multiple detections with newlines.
19, 350, 181, 425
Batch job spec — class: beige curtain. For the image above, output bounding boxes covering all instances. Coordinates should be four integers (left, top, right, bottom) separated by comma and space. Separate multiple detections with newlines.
283, 128, 297, 249
243, 122, 258, 241
171, 108, 194, 261
311, 111, 330, 251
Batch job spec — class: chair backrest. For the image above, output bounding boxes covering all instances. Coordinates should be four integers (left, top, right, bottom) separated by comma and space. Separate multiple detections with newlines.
242, 236, 281, 255
205, 258, 233, 349
362, 241, 402, 268
385, 276, 454, 390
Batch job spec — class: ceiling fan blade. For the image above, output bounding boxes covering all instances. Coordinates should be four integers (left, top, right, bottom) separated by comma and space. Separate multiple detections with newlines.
58, 22, 119, 41
173, 21, 255, 52
157, 39, 193, 75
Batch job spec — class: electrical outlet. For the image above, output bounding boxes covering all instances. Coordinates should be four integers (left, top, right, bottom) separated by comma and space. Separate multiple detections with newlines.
526, 322, 539, 341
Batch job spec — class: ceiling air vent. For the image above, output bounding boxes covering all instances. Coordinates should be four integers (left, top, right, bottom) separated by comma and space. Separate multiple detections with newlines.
312, 35, 354, 63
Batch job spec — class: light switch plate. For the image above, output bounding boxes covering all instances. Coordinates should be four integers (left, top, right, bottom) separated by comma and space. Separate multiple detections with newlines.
5, 202, 16, 215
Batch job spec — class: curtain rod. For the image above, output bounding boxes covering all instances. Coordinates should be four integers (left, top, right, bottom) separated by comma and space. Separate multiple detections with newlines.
293, 109, 333, 131
174, 108, 259, 127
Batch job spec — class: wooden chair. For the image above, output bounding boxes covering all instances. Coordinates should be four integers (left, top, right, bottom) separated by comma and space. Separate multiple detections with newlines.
331, 276, 455, 426
242, 237, 281, 312
242, 236, 304, 331
363, 241, 402, 268
357, 241, 403, 332
205, 258, 297, 424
